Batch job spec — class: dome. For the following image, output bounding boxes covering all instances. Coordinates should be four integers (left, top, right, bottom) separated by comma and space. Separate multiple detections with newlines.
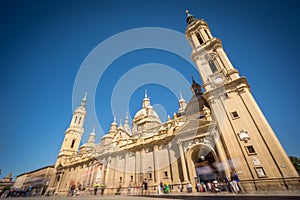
133, 105, 160, 122
132, 91, 162, 134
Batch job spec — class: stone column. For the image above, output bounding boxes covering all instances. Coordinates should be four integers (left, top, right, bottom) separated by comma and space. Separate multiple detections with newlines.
167, 144, 174, 184
213, 130, 231, 177
135, 151, 140, 185
90, 164, 95, 188
56, 172, 64, 193
153, 145, 159, 184
178, 141, 189, 183
85, 166, 90, 189
140, 148, 145, 182
112, 156, 117, 187
104, 160, 110, 186
191, 33, 200, 47
200, 29, 209, 41
124, 152, 128, 186
168, 144, 181, 184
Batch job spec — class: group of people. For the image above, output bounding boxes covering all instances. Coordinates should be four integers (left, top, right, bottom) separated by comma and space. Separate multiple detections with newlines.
176, 172, 243, 194
78, 172, 243, 196
224, 172, 244, 193
93, 182, 105, 195
69, 181, 84, 196
68, 181, 106, 196
158, 181, 170, 194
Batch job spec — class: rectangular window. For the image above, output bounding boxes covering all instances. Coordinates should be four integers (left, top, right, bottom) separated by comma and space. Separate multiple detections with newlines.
164, 171, 168, 178
255, 167, 267, 177
196, 32, 204, 44
148, 172, 152, 179
246, 145, 256, 155
130, 176, 134, 182
223, 93, 229, 99
119, 177, 122, 183
209, 60, 218, 73
56, 175, 60, 182
204, 29, 211, 39
231, 111, 239, 119
71, 139, 76, 148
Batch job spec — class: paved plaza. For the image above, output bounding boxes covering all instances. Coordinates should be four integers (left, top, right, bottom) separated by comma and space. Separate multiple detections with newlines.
2, 192, 300, 200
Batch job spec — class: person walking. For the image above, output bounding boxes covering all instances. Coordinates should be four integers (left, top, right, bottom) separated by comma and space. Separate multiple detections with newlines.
224, 176, 233, 192
196, 182, 200, 192
101, 183, 105, 195
94, 182, 99, 195
142, 179, 148, 195
178, 183, 183, 192
158, 181, 162, 194
234, 172, 244, 193
230, 172, 239, 193
187, 183, 192, 193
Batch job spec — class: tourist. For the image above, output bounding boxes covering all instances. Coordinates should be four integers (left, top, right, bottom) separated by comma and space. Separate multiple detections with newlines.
164, 183, 170, 194
230, 172, 239, 193
187, 183, 192, 193
101, 183, 105, 195
234, 172, 244, 193
158, 181, 162, 194
94, 182, 99, 195
201, 182, 206, 192
196, 182, 200, 192
178, 183, 183, 192
224, 175, 232, 192
206, 181, 212, 192
142, 178, 148, 195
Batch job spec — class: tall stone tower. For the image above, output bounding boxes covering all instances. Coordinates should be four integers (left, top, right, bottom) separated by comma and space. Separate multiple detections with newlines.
55, 93, 87, 167
185, 10, 298, 190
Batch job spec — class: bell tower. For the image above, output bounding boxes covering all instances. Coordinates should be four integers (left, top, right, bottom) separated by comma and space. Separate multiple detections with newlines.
185, 10, 298, 190
55, 93, 87, 167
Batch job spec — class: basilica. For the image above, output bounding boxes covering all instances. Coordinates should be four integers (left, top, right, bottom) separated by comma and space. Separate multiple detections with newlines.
46, 11, 299, 195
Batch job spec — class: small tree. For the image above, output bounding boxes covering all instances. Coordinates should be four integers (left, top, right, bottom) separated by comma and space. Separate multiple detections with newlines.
289, 156, 300, 174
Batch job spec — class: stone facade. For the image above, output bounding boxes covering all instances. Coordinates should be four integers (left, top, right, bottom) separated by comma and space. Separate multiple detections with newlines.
13, 165, 55, 195
0, 173, 14, 194
46, 11, 299, 196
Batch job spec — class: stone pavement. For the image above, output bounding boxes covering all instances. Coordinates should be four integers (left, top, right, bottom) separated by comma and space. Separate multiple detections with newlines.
2, 191, 300, 200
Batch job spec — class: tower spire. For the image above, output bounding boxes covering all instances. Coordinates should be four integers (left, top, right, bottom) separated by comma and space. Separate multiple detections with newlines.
186, 10, 195, 24
179, 90, 183, 100
81, 92, 87, 106
178, 90, 187, 114
88, 126, 96, 143
124, 112, 132, 134
191, 77, 203, 95
142, 89, 151, 108
113, 116, 117, 124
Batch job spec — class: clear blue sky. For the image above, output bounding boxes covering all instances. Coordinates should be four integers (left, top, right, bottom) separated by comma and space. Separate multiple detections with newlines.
0, 0, 299, 180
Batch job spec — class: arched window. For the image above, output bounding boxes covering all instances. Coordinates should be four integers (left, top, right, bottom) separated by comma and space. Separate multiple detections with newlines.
204, 29, 211, 39
209, 60, 218, 73
71, 139, 76, 148
74, 116, 78, 123
78, 117, 82, 124
196, 32, 204, 45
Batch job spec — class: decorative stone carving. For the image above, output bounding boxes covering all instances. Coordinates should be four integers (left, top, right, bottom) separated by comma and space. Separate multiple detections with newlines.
238, 129, 250, 143
203, 105, 212, 121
